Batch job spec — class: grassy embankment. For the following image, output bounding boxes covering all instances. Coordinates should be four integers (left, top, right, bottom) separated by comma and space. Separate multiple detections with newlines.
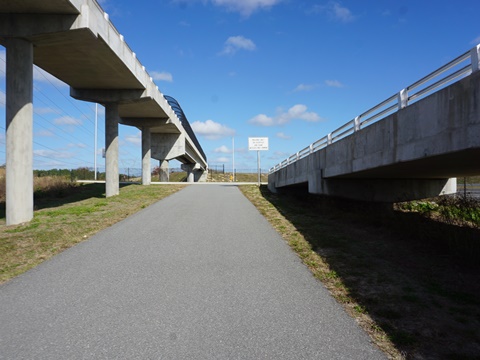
240, 184, 480, 360
0, 169, 184, 284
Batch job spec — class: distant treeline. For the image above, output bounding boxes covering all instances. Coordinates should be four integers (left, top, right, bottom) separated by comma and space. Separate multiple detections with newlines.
34, 168, 105, 181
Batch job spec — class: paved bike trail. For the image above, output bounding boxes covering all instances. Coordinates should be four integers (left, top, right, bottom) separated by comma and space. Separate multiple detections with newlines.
0, 185, 386, 359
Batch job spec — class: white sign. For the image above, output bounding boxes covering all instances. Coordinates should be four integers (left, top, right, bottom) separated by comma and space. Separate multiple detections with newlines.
248, 137, 269, 151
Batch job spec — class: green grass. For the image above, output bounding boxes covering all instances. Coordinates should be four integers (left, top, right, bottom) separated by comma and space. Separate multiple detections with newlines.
0, 182, 185, 284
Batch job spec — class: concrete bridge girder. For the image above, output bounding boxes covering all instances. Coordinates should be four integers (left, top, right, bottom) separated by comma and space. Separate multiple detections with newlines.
269, 71, 480, 202
151, 133, 185, 161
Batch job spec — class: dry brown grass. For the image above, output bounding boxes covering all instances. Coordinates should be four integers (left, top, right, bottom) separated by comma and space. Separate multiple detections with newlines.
0, 172, 77, 203
240, 185, 480, 360
0, 167, 5, 202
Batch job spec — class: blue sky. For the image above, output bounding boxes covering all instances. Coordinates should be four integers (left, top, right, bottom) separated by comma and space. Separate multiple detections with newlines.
1, 0, 480, 172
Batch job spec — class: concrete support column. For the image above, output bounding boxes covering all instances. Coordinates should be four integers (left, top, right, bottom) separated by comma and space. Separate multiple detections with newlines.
159, 160, 169, 182
185, 165, 195, 183
105, 103, 119, 197
141, 127, 151, 185
187, 170, 194, 183
5, 39, 34, 225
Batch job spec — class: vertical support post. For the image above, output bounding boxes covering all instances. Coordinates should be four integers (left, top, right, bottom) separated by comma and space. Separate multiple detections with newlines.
94, 103, 98, 180
398, 88, 408, 109
187, 165, 194, 183
327, 133, 333, 145
471, 44, 480, 73
159, 160, 169, 182
232, 137, 235, 182
354, 116, 361, 132
257, 150, 261, 186
141, 127, 151, 185
105, 103, 119, 197
5, 39, 34, 225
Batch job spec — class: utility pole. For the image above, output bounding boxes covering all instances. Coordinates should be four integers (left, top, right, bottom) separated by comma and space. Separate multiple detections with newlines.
232, 137, 235, 182
94, 103, 98, 180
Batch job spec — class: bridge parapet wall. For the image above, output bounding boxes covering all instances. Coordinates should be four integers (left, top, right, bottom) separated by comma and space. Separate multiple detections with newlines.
325, 71, 480, 179
269, 71, 479, 201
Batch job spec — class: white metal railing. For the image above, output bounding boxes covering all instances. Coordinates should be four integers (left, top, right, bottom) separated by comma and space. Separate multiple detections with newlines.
269, 44, 480, 174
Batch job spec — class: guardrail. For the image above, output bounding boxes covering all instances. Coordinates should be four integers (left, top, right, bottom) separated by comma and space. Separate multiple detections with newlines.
269, 44, 480, 174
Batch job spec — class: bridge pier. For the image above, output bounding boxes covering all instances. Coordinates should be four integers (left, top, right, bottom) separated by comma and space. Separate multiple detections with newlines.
5, 38, 34, 225
105, 103, 120, 197
182, 164, 195, 183
71, 89, 150, 197
159, 160, 169, 182
142, 127, 151, 185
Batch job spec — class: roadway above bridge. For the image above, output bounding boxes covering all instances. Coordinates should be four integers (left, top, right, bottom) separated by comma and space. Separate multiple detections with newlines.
0, 0, 207, 225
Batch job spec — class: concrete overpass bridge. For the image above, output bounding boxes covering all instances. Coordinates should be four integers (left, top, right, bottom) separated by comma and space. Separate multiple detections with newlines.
0, 0, 207, 225
269, 46, 480, 202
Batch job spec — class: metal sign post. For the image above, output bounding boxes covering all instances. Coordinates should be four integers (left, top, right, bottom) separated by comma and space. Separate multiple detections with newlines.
249, 137, 269, 186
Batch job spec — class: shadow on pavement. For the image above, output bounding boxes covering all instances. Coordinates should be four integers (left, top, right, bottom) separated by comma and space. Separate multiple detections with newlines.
259, 185, 480, 359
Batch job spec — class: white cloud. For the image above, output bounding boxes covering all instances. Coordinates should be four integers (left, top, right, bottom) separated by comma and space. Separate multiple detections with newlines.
68, 143, 88, 149
174, 0, 282, 17
268, 150, 290, 160
249, 104, 322, 127
276, 132, 291, 139
125, 132, 141, 145
311, 1, 355, 23
248, 114, 274, 126
293, 83, 317, 92
192, 120, 236, 140
325, 79, 344, 88
472, 36, 480, 45
151, 71, 173, 82
214, 156, 231, 163
34, 149, 75, 159
212, 0, 282, 17
220, 36, 256, 55
214, 145, 231, 153
54, 116, 83, 126
34, 107, 58, 115
36, 130, 55, 137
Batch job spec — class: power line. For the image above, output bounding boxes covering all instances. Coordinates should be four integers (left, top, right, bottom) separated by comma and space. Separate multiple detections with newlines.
0, 57, 105, 139
33, 66, 97, 127
33, 140, 94, 167
32, 82, 96, 137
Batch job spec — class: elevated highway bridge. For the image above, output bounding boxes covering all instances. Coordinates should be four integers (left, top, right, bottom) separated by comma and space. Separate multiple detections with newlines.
0, 0, 207, 225
269, 46, 480, 202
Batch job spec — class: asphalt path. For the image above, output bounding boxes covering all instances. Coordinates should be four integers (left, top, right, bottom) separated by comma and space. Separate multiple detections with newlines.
0, 185, 386, 359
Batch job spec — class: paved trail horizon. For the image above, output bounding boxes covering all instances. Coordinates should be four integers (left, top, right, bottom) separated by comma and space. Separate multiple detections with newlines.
0, 185, 385, 359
